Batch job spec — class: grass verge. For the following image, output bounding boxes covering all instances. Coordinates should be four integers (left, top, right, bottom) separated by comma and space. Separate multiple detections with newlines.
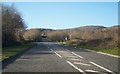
57, 42, 66, 45
1, 43, 34, 61
58, 42, 119, 56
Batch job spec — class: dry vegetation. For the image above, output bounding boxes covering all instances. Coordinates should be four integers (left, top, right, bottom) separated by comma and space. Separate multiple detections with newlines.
46, 26, 119, 49
46, 30, 69, 42
23, 29, 41, 42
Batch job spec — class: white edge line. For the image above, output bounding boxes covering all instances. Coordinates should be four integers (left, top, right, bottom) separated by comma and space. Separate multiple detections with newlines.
85, 49, 120, 58
97, 52, 120, 58
89, 61, 115, 74
54, 52, 62, 58
66, 61, 85, 73
72, 52, 83, 59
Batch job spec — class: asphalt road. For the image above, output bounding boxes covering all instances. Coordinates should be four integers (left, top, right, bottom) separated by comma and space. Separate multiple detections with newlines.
2, 42, 119, 74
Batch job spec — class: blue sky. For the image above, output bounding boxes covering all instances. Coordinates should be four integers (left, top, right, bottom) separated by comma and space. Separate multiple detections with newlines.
4, 2, 118, 29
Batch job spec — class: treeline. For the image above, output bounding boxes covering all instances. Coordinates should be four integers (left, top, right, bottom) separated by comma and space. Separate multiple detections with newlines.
2, 4, 41, 47
46, 26, 119, 48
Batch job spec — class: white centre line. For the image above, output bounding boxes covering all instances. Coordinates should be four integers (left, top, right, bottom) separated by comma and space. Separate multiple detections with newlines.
54, 52, 62, 58
66, 61, 85, 74
71, 52, 83, 59
73, 62, 91, 66
89, 61, 115, 74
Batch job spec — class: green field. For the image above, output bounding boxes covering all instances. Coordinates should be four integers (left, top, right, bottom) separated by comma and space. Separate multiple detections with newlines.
1, 44, 33, 61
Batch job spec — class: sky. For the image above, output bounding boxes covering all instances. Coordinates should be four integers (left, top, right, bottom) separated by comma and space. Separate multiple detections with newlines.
4, 2, 118, 29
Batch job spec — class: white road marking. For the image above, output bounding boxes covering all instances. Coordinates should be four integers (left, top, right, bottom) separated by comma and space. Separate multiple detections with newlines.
90, 61, 115, 74
74, 62, 91, 66
49, 49, 62, 58
66, 61, 85, 74
72, 52, 83, 59
68, 58, 81, 61
85, 70, 99, 73
54, 52, 62, 58
48, 47, 49, 48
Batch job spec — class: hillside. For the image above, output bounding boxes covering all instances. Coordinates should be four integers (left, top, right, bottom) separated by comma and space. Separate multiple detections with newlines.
27, 26, 106, 32
26, 25, 118, 34
71, 26, 106, 31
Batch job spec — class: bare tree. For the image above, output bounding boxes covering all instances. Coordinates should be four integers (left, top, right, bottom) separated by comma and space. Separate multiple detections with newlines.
2, 4, 26, 46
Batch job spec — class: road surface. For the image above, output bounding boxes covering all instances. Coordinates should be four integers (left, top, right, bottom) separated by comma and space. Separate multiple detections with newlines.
2, 42, 119, 74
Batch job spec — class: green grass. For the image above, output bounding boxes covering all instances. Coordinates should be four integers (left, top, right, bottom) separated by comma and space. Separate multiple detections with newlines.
57, 42, 65, 44
1, 43, 33, 61
76, 45, 119, 56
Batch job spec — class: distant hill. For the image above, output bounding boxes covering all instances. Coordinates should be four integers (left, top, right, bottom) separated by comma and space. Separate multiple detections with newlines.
27, 25, 118, 34
109, 25, 120, 28
32, 28, 53, 32
70, 26, 106, 31
26, 28, 53, 32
